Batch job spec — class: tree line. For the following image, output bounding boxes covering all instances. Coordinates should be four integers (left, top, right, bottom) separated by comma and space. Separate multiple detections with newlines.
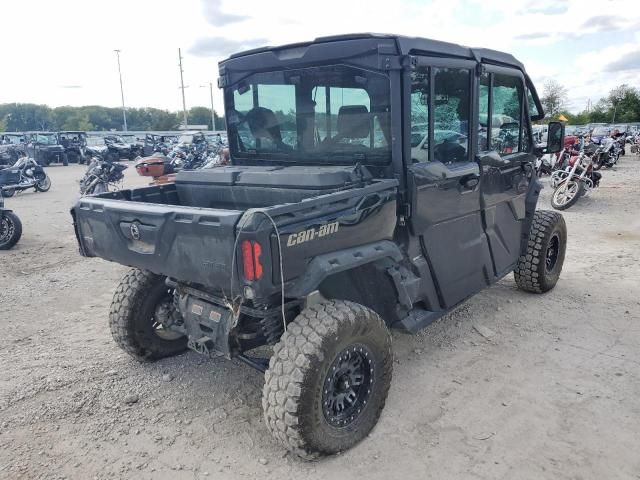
2, 81, 638, 133
0, 104, 226, 132
540, 81, 640, 125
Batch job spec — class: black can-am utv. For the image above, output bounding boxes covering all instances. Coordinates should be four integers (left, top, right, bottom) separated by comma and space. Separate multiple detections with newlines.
71, 34, 566, 458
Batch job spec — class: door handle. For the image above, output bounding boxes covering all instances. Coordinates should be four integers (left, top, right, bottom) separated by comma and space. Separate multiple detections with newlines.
460, 175, 479, 190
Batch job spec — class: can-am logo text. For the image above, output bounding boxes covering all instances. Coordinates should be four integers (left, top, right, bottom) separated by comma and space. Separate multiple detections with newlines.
286, 222, 339, 247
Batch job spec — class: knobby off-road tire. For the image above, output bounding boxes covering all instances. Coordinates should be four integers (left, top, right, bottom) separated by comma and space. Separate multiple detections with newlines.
263, 300, 393, 459
0, 211, 22, 250
515, 210, 567, 293
109, 268, 187, 361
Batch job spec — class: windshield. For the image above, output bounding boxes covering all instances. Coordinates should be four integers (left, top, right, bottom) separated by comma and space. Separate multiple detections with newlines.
592, 127, 609, 136
2, 135, 23, 145
225, 65, 391, 164
34, 134, 58, 145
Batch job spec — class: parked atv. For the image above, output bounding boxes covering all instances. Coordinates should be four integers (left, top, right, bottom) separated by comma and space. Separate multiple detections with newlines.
104, 135, 142, 162
58, 131, 88, 164
25, 132, 67, 166
0, 190, 22, 249
71, 34, 566, 458
0, 134, 27, 167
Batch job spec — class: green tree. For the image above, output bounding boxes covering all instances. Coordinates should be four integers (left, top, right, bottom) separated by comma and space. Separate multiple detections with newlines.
188, 106, 213, 128
541, 80, 568, 118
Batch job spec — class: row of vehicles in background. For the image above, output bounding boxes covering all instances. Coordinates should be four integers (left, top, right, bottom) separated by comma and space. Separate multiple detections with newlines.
78, 131, 228, 195
536, 126, 639, 210
0, 130, 227, 167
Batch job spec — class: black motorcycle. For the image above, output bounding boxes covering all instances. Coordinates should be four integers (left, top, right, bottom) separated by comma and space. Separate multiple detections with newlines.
0, 190, 22, 249
79, 158, 128, 195
0, 156, 51, 197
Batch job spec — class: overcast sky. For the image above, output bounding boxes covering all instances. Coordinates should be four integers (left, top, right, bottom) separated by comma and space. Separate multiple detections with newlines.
1, 0, 638, 114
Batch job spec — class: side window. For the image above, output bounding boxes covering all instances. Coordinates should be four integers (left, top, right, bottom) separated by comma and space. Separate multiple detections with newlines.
526, 88, 543, 119
491, 74, 523, 156
433, 68, 471, 163
410, 68, 429, 163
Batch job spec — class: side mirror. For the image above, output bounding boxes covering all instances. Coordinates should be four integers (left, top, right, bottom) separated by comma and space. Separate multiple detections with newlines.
546, 121, 565, 153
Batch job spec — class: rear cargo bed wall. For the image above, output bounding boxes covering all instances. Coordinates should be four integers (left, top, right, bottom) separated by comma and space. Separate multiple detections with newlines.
176, 183, 348, 210
174, 166, 370, 210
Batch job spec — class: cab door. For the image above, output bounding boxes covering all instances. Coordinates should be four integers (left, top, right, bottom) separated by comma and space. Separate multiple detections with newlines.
477, 67, 535, 276
407, 58, 493, 309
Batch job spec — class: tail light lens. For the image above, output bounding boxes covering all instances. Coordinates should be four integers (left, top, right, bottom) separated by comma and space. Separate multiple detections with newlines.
241, 240, 263, 281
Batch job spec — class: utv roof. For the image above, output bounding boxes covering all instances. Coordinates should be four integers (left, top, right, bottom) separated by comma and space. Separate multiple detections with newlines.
222, 33, 525, 70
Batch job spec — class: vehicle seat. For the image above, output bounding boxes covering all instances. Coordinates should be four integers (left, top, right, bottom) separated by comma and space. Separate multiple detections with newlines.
335, 105, 370, 141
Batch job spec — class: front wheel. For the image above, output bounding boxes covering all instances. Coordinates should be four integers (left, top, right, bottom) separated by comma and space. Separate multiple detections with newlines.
109, 268, 187, 361
2, 188, 15, 198
263, 300, 393, 459
515, 210, 567, 293
34, 175, 51, 192
551, 179, 583, 210
0, 211, 23, 250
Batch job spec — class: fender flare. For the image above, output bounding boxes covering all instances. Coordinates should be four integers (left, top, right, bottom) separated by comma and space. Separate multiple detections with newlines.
286, 240, 404, 298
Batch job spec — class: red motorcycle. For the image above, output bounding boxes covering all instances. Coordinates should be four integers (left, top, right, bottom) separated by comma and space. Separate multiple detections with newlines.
550, 143, 602, 210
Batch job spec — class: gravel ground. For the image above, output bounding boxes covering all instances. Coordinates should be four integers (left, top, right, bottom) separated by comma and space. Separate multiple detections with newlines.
0, 156, 639, 480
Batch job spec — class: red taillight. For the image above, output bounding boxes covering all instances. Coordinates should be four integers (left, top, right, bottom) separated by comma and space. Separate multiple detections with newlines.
241, 240, 263, 281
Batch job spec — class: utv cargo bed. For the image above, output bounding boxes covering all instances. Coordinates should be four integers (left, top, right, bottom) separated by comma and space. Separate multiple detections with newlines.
71, 166, 398, 294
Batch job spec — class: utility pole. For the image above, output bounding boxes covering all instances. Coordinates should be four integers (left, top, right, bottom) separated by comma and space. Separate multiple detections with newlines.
114, 49, 128, 131
200, 83, 216, 130
209, 82, 216, 131
178, 48, 188, 128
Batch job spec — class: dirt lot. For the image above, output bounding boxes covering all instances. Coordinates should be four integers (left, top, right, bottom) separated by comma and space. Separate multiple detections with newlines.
1, 158, 639, 480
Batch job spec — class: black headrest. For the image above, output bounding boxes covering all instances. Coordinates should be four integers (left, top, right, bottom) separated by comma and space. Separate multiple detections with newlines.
246, 107, 282, 143
337, 105, 370, 139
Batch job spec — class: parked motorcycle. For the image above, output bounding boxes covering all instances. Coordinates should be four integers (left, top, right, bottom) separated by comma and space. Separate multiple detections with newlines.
79, 158, 128, 195
0, 190, 22, 249
550, 144, 602, 210
630, 134, 640, 154
0, 156, 51, 197
592, 137, 620, 170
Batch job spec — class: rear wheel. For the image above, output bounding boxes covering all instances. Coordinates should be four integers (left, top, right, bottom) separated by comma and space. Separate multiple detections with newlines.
34, 175, 51, 192
0, 211, 22, 250
551, 179, 583, 210
515, 210, 567, 293
109, 268, 187, 361
263, 300, 393, 458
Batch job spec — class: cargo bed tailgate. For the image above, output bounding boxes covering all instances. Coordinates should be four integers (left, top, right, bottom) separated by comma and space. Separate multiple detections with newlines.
72, 197, 243, 288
